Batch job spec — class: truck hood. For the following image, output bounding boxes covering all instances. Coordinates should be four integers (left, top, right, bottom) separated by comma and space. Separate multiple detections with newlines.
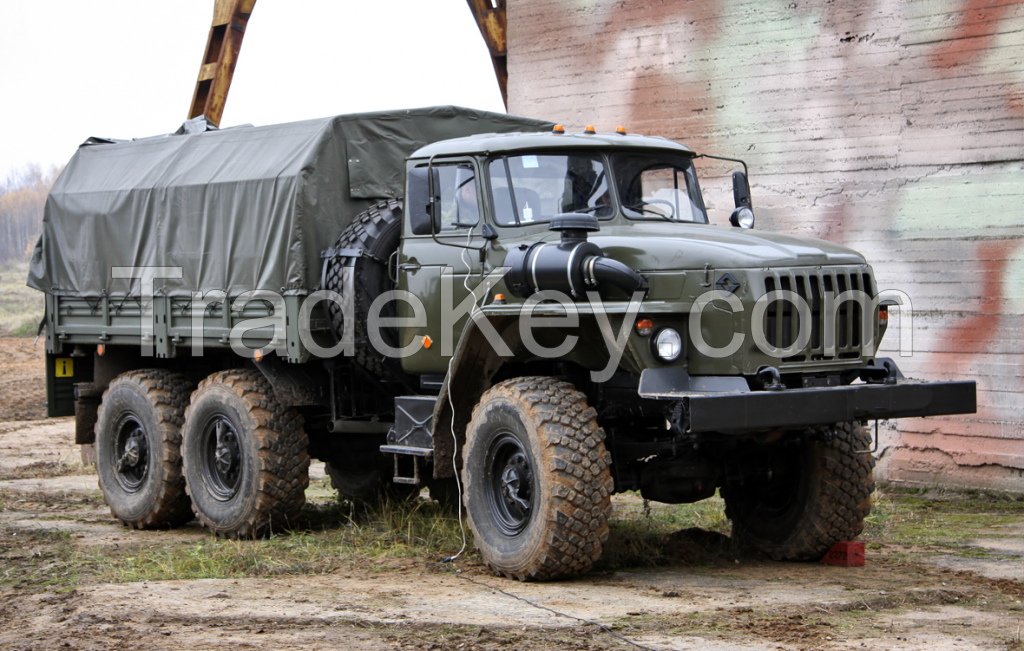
569, 223, 867, 270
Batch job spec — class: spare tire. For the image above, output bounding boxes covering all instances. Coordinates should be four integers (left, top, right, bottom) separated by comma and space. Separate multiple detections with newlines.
324, 199, 404, 378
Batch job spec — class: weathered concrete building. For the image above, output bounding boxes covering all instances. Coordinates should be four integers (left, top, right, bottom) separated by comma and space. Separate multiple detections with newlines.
505, 0, 1023, 490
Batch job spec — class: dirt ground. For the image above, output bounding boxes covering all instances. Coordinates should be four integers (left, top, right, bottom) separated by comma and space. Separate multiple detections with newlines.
0, 335, 47, 421
1, 336, 1023, 651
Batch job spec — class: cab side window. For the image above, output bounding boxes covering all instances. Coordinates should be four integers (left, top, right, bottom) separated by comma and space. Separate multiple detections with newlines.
407, 163, 480, 232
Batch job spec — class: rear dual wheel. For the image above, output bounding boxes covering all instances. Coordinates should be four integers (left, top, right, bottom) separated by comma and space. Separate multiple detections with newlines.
95, 369, 310, 538
182, 370, 310, 538
95, 370, 194, 529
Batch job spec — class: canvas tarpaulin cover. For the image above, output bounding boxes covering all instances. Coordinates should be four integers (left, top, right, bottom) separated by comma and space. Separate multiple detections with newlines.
28, 106, 553, 298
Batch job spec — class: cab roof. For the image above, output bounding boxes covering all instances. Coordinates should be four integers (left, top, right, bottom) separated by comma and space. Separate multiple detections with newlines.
410, 130, 696, 159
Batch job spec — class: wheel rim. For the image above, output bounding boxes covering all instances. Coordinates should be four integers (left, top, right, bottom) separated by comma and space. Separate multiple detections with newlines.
113, 412, 149, 493
201, 414, 242, 501
485, 432, 535, 536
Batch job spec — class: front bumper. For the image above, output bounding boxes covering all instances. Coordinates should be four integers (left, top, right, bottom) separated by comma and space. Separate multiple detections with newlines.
639, 367, 977, 433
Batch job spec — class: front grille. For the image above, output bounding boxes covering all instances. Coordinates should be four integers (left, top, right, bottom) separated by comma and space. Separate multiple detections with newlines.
760, 268, 875, 363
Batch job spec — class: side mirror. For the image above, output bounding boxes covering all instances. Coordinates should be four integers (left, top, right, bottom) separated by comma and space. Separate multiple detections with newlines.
408, 166, 442, 235
729, 171, 755, 229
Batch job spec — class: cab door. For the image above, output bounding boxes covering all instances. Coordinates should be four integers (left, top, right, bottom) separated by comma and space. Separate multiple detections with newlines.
397, 159, 487, 375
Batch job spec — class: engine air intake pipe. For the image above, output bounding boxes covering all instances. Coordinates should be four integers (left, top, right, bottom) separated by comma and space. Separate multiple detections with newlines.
504, 214, 646, 300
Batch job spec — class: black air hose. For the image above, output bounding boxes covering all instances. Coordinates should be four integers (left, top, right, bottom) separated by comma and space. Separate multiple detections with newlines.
503, 213, 647, 300
584, 256, 646, 295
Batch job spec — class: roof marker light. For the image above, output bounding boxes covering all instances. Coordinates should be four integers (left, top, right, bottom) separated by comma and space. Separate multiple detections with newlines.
552, 124, 565, 134
584, 125, 596, 134
616, 126, 627, 135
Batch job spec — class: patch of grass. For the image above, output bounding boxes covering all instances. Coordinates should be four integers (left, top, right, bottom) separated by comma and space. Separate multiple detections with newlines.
596, 493, 732, 571
865, 487, 1024, 549
0, 262, 43, 337
86, 494, 468, 583
85, 491, 738, 582
0, 527, 80, 590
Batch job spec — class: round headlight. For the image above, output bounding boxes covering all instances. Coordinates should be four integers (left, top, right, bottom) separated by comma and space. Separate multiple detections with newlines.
654, 328, 682, 362
729, 206, 755, 229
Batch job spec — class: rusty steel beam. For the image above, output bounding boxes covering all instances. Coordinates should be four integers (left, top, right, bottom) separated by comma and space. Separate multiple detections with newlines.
188, 0, 257, 126
466, 0, 508, 109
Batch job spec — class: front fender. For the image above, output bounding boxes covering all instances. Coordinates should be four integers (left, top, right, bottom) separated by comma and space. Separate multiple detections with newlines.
430, 313, 520, 479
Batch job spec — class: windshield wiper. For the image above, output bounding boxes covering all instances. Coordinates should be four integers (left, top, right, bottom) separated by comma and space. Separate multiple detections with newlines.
622, 201, 677, 222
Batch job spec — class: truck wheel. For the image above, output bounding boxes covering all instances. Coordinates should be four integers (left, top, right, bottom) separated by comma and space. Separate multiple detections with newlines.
324, 457, 418, 504
324, 199, 404, 378
95, 370, 194, 529
182, 370, 309, 538
723, 421, 875, 561
462, 377, 613, 581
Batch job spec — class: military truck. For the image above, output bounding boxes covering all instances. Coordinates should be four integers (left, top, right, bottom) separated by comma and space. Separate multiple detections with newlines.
29, 105, 975, 581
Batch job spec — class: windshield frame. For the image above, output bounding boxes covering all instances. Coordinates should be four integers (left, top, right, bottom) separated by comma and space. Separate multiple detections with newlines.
484, 151, 617, 228
612, 152, 709, 224
481, 149, 711, 229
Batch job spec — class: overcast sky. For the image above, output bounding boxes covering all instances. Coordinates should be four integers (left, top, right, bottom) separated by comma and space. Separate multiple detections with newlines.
0, 1, 506, 181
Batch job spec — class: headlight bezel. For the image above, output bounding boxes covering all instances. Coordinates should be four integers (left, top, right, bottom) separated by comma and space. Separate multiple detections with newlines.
653, 327, 683, 362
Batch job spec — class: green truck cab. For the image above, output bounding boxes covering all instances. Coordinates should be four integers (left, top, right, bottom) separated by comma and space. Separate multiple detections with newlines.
30, 107, 975, 581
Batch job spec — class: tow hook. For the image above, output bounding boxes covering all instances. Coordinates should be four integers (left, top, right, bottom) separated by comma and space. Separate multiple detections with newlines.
756, 365, 784, 391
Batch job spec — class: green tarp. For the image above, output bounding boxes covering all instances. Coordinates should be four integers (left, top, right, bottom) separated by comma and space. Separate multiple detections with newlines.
28, 106, 553, 298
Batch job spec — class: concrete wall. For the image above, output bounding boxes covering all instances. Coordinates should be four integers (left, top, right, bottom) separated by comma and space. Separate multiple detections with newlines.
506, 0, 1024, 490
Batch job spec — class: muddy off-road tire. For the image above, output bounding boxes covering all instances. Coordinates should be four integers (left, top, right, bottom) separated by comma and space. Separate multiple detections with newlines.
325, 199, 403, 378
723, 421, 875, 561
182, 370, 309, 538
462, 377, 613, 581
95, 370, 194, 529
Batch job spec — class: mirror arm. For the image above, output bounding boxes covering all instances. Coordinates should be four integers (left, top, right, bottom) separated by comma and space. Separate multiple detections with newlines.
693, 152, 749, 180
694, 152, 752, 208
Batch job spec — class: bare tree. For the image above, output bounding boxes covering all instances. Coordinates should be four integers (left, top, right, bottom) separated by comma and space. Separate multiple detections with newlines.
0, 165, 62, 264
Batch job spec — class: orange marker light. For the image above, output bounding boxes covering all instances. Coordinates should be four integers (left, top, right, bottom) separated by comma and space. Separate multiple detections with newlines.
552, 124, 565, 134
636, 318, 654, 337
584, 125, 596, 134
616, 126, 627, 135
422, 335, 433, 349
254, 348, 263, 362
97, 344, 105, 356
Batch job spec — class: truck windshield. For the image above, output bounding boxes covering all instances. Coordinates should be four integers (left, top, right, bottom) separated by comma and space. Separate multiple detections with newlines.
487, 154, 614, 226
612, 154, 707, 223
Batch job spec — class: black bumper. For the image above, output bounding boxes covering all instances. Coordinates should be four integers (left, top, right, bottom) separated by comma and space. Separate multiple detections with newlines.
638, 368, 977, 433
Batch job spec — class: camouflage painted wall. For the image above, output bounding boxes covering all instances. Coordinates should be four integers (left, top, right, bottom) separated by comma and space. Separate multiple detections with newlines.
506, 0, 1024, 490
